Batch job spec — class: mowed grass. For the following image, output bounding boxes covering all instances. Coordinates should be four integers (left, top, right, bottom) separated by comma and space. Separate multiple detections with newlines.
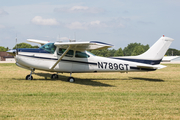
0, 63, 180, 119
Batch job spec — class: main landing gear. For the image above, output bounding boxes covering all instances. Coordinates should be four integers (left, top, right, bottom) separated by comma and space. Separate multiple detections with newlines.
68, 72, 75, 83
25, 69, 75, 82
51, 74, 59, 79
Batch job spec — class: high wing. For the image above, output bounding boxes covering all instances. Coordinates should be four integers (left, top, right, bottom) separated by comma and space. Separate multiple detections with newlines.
54, 41, 113, 51
50, 41, 113, 70
27, 39, 50, 46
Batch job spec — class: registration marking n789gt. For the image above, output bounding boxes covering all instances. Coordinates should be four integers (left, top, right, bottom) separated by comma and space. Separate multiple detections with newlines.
97, 62, 129, 70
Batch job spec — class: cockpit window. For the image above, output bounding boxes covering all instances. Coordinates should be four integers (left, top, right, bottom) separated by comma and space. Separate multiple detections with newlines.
57, 48, 74, 57
75, 51, 89, 58
40, 43, 56, 53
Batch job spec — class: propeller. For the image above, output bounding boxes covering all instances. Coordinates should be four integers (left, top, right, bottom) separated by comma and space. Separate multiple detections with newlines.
6, 35, 18, 56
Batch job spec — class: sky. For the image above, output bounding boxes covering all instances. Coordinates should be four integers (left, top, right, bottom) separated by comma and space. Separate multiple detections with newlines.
0, 0, 180, 49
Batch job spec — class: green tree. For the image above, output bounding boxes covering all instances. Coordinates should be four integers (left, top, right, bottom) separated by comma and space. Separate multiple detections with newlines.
114, 48, 124, 56
142, 44, 149, 52
13, 43, 39, 49
90, 43, 150, 57
123, 43, 149, 56
107, 49, 116, 57
0, 46, 8, 51
165, 48, 180, 56
100, 49, 109, 57
131, 46, 145, 56
90, 49, 117, 57
123, 43, 140, 56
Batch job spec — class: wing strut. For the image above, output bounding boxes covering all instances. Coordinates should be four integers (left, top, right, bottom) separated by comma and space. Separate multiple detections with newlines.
50, 45, 71, 70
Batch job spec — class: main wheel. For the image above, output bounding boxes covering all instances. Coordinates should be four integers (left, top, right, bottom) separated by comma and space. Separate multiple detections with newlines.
26, 75, 33, 80
51, 74, 58, 79
68, 77, 75, 83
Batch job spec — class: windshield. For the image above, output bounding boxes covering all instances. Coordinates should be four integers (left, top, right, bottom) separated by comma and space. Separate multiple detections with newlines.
40, 43, 56, 53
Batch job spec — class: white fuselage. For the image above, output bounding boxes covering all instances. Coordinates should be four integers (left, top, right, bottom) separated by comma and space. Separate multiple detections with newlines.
15, 49, 157, 73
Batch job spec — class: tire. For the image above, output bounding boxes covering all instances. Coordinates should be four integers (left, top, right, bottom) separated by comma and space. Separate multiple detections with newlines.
26, 75, 33, 80
68, 77, 75, 83
51, 74, 58, 79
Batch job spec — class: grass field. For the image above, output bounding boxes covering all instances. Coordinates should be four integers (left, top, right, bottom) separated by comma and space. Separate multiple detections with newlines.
0, 63, 180, 119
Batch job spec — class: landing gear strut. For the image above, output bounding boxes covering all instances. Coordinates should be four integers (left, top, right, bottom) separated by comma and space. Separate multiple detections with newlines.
26, 68, 35, 80
68, 72, 75, 82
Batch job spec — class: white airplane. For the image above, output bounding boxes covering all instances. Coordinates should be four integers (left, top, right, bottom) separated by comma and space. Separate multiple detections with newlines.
7, 36, 174, 82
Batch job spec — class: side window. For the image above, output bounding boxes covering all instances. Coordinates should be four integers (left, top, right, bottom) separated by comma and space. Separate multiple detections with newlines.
75, 51, 90, 58
57, 48, 74, 57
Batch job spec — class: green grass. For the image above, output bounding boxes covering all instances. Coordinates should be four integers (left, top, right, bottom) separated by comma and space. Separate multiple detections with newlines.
0, 63, 180, 119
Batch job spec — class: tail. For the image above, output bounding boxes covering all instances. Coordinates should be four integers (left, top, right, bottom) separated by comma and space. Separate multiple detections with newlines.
114, 36, 174, 66
136, 36, 174, 60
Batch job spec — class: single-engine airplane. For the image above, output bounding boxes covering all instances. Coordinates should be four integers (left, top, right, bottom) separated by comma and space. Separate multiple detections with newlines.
7, 36, 174, 82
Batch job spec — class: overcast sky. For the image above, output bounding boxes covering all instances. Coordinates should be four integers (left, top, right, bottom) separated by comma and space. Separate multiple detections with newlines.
0, 0, 180, 49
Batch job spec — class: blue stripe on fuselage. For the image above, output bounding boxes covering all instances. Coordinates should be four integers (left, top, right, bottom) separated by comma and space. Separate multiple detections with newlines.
18, 48, 50, 54
110, 57, 162, 65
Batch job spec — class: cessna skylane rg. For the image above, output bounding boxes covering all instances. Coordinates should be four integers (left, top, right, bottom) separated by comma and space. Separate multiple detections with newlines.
7, 36, 174, 82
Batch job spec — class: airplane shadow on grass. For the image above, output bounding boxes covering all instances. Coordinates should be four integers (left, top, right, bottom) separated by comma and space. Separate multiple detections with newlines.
129, 77, 164, 82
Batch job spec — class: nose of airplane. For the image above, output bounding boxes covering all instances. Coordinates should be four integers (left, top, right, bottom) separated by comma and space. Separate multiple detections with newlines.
6, 49, 17, 56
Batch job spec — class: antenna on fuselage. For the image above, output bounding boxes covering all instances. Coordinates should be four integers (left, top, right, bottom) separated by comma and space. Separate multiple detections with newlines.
74, 32, 76, 41
15, 34, 18, 55
69, 32, 76, 42
57, 34, 62, 43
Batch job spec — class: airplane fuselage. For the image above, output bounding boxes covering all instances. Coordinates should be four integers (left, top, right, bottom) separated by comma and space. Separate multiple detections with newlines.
15, 48, 158, 73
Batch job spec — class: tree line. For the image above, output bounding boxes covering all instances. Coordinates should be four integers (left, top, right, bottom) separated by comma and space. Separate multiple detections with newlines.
0, 43, 38, 52
90, 43, 150, 57
0, 42, 180, 56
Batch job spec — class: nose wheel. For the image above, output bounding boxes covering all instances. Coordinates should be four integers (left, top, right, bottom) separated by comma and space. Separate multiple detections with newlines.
26, 68, 35, 80
26, 75, 33, 80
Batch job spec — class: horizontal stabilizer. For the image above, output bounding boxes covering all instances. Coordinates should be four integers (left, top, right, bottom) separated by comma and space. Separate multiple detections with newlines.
137, 64, 166, 70
27, 39, 50, 45
162, 56, 179, 62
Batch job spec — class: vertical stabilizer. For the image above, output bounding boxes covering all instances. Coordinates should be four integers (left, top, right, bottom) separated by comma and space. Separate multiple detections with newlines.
136, 36, 174, 60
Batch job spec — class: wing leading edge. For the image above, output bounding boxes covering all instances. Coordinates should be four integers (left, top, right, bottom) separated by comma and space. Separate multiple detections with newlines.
27, 39, 113, 51
54, 41, 113, 51
27, 39, 50, 45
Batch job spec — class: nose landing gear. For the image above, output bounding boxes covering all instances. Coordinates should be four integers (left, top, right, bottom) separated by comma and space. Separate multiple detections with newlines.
26, 68, 35, 80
